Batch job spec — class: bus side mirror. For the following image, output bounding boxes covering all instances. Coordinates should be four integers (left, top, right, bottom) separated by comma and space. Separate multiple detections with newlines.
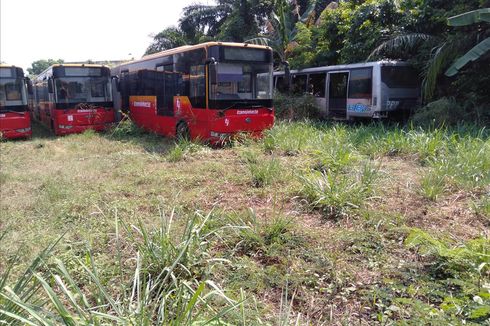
111, 76, 120, 92
25, 77, 33, 95
47, 77, 54, 93
205, 57, 216, 65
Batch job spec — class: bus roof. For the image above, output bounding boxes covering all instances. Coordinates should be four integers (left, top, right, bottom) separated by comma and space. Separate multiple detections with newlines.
0, 65, 25, 78
115, 41, 273, 70
0, 64, 22, 69
36, 63, 110, 81
273, 60, 411, 76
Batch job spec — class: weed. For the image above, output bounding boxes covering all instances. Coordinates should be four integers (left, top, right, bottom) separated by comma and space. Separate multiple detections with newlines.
404, 229, 490, 322
472, 194, 490, 223
0, 210, 243, 324
167, 138, 204, 162
419, 170, 446, 201
247, 156, 281, 187
299, 163, 378, 219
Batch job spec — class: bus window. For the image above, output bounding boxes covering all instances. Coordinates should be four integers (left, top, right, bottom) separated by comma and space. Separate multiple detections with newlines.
190, 65, 206, 108
381, 66, 419, 88
276, 76, 288, 93
3, 80, 23, 101
291, 74, 307, 95
308, 73, 326, 97
348, 68, 372, 99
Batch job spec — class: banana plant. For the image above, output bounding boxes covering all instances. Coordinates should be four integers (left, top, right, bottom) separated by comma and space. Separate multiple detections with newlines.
445, 8, 490, 77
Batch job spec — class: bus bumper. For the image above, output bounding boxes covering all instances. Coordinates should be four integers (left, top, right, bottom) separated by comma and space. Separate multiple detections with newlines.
0, 127, 32, 139
55, 123, 114, 135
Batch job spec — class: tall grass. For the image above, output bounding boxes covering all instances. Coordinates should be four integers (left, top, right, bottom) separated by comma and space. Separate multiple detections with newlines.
0, 210, 242, 325
299, 163, 379, 219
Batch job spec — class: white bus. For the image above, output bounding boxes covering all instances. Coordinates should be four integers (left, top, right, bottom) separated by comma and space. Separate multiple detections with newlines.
274, 61, 421, 120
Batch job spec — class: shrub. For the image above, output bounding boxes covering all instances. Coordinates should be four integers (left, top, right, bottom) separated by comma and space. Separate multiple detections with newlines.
273, 92, 322, 121
411, 98, 490, 127
405, 229, 490, 321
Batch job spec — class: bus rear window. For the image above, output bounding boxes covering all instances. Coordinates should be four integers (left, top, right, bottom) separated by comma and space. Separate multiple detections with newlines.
381, 66, 419, 88
348, 68, 372, 99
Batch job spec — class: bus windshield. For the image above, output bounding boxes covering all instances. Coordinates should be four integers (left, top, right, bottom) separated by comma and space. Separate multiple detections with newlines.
0, 78, 27, 105
209, 62, 272, 101
55, 76, 112, 103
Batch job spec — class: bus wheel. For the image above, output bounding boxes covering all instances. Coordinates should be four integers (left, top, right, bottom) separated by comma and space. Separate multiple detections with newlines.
176, 121, 190, 141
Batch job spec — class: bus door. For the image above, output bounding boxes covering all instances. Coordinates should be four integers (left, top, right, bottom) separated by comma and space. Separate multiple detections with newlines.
327, 71, 349, 119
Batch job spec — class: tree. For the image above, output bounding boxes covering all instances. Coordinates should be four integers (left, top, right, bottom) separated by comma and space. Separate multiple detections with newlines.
27, 59, 64, 76
178, 0, 273, 43
368, 3, 488, 100
145, 27, 188, 55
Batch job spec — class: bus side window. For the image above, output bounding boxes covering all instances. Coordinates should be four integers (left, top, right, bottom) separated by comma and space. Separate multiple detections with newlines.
291, 75, 307, 95
276, 76, 288, 93
348, 68, 372, 99
308, 73, 326, 98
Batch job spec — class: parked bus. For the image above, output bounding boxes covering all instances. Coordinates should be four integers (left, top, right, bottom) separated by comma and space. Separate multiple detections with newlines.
0, 65, 32, 139
111, 42, 274, 142
274, 61, 421, 120
31, 64, 115, 135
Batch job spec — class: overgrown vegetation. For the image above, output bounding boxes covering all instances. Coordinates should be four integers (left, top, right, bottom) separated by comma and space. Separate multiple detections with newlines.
1, 120, 489, 324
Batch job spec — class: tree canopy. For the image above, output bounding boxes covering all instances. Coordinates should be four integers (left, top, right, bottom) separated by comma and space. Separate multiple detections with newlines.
146, 0, 490, 107
27, 59, 64, 76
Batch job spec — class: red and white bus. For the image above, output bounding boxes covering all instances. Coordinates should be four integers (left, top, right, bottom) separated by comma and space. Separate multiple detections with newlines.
31, 64, 115, 136
111, 42, 275, 143
0, 65, 32, 139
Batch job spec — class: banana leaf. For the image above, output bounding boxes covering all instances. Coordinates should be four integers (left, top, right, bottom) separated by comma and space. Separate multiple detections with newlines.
448, 8, 490, 26
445, 37, 490, 76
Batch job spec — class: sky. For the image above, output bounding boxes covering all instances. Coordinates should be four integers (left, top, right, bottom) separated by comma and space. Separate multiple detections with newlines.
0, 0, 211, 71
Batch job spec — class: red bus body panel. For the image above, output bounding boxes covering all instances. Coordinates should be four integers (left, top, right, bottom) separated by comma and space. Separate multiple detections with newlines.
34, 102, 115, 136
128, 95, 274, 143
0, 112, 31, 139
52, 107, 115, 136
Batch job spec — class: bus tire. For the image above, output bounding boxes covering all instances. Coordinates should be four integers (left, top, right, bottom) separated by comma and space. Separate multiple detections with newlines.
176, 121, 190, 141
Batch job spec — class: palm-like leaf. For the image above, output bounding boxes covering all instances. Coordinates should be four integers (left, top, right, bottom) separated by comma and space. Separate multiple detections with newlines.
445, 37, 490, 77
444, 9, 490, 77
368, 33, 434, 61
447, 8, 490, 26
423, 39, 470, 100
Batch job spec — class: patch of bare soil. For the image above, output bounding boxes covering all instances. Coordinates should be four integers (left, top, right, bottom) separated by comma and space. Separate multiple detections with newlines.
376, 157, 487, 240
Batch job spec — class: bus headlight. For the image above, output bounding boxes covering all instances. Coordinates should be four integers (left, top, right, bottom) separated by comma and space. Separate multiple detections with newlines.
210, 131, 229, 138
15, 127, 31, 133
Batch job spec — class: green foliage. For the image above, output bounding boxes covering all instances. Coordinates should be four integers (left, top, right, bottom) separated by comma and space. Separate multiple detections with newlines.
145, 27, 188, 55
472, 195, 490, 222
287, 23, 316, 68
445, 9, 490, 76
244, 153, 281, 187
299, 163, 378, 219
419, 171, 446, 201
0, 211, 242, 324
167, 139, 205, 162
405, 229, 490, 321
411, 97, 470, 127
273, 92, 321, 120
27, 59, 64, 76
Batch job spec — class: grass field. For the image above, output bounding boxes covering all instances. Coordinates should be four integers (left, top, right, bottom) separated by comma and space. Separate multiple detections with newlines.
1, 120, 489, 325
